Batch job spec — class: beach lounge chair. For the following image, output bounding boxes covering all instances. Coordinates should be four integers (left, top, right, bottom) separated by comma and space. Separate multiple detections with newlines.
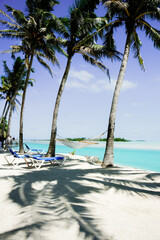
4, 148, 42, 167
24, 143, 45, 154
24, 155, 66, 169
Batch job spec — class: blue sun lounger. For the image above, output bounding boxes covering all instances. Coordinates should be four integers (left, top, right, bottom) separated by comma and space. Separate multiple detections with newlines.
4, 148, 42, 167
24, 143, 45, 154
24, 155, 66, 169
5, 148, 66, 169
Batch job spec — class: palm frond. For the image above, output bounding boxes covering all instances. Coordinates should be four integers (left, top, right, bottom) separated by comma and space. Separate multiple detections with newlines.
103, 0, 129, 16
0, 29, 25, 40
49, 14, 69, 36
2, 61, 11, 77
5, 5, 27, 26
36, 45, 60, 67
131, 30, 145, 71
0, 49, 14, 54
36, 55, 53, 77
78, 46, 96, 58
0, 20, 19, 29
92, 44, 122, 61
0, 8, 19, 25
72, 19, 120, 52
80, 51, 110, 78
138, 19, 160, 48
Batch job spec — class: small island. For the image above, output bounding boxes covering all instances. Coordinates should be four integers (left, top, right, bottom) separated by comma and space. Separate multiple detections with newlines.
65, 137, 131, 142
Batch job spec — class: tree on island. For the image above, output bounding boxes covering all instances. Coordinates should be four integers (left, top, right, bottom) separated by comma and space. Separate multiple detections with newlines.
101, 0, 160, 167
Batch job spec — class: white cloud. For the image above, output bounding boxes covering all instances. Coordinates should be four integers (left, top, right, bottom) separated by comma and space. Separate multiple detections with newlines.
92, 79, 137, 92
124, 113, 132, 118
154, 76, 160, 82
66, 80, 87, 90
69, 69, 94, 82
122, 80, 137, 91
89, 84, 102, 93
132, 102, 143, 106
66, 69, 137, 93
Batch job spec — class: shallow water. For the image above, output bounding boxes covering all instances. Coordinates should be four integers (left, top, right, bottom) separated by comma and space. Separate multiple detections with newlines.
20, 141, 160, 172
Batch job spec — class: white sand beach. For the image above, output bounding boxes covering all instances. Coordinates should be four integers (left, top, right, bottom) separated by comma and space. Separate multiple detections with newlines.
0, 151, 160, 240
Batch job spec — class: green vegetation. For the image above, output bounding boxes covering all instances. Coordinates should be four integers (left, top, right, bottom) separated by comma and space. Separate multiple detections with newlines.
64, 137, 130, 142
99, 138, 130, 142
66, 137, 86, 142
70, 150, 76, 155
99, 138, 107, 141
0, 118, 8, 140
114, 138, 130, 142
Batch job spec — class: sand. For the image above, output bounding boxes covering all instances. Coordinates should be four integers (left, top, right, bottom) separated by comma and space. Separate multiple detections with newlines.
0, 151, 160, 240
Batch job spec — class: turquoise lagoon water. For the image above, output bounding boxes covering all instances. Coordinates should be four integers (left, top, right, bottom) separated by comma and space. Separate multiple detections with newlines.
21, 141, 160, 172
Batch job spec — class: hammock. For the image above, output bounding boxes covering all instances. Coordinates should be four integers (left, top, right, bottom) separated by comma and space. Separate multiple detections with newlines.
57, 130, 107, 149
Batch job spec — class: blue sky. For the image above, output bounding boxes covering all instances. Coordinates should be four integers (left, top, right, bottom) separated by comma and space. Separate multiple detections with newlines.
0, 0, 160, 141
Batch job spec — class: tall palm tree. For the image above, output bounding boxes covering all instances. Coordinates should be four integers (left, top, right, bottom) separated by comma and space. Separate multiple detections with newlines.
0, 0, 66, 152
101, 0, 160, 167
46, 0, 121, 157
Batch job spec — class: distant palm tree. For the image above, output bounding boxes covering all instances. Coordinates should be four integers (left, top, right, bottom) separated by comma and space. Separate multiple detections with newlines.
101, 0, 160, 167
0, 57, 33, 146
0, 0, 65, 152
6, 96, 21, 137
46, 0, 121, 156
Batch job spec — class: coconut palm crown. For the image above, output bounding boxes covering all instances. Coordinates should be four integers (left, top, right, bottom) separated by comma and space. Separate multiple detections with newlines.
101, 0, 160, 167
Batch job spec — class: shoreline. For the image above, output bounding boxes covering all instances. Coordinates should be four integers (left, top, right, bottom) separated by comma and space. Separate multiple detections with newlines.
0, 151, 160, 240
22, 139, 160, 150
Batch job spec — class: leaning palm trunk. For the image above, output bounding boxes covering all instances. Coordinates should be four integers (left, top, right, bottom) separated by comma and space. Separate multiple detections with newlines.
102, 33, 131, 167
19, 54, 34, 153
46, 56, 72, 157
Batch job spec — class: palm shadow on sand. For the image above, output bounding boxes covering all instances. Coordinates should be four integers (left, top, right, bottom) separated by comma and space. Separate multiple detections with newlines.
0, 158, 160, 240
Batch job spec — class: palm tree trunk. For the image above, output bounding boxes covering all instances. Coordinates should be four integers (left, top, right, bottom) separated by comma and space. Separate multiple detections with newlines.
7, 96, 16, 137
102, 33, 132, 167
7, 105, 13, 137
0, 100, 8, 124
19, 54, 34, 153
46, 56, 72, 157
1, 100, 12, 147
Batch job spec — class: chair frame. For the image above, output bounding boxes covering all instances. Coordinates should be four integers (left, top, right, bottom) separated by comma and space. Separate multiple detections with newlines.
5, 148, 66, 169
4, 148, 41, 167
24, 143, 45, 154
24, 155, 66, 169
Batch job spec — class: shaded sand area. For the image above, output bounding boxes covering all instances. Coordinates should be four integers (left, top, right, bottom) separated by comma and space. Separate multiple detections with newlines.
0, 151, 160, 240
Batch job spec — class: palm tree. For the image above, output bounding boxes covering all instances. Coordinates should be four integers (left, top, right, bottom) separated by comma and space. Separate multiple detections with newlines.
101, 0, 160, 167
0, 0, 66, 152
46, 0, 122, 157
0, 60, 19, 125
6, 97, 21, 137
0, 57, 33, 146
